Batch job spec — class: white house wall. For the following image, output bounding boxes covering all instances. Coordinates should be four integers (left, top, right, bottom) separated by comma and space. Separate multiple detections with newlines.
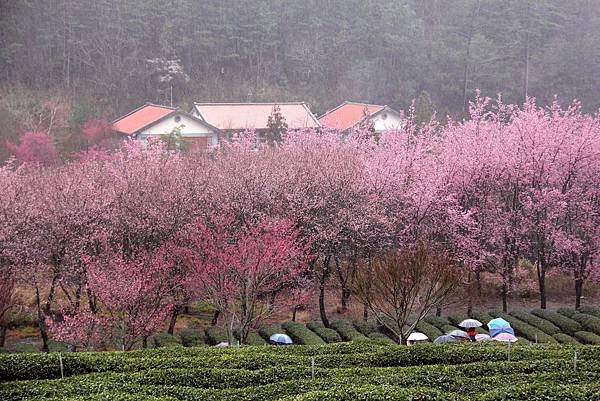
138, 114, 218, 147
371, 111, 403, 133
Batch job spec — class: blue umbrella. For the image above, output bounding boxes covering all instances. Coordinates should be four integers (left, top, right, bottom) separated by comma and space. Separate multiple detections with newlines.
487, 318, 515, 337
269, 333, 293, 345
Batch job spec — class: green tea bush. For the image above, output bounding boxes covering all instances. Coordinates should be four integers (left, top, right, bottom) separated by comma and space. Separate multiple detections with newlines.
178, 329, 205, 347
570, 313, 600, 336
258, 324, 285, 341
351, 319, 378, 336
282, 322, 325, 345
490, 312, 557, 343
552, 333, 579, 345
574, 331, 600, 345
329, 320, 368, 341
151, 333, 182, 348
415, 320, 443, 340
531, 309, 582, 336
367, 332, 396, 344
509, 310, 561, 335
243, 332, 267, 346
578, 307, 600, 318
557, 308, 577, 318
10, 343, 39, 353
306, 321, 342, 343
205, 327, 230, 345
424, 316, 453, 331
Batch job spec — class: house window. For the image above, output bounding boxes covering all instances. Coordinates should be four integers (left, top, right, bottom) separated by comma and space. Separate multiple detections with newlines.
381, 113, 388, 120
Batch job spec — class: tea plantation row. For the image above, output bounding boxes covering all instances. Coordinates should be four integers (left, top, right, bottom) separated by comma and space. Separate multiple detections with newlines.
2, 342, 600, 400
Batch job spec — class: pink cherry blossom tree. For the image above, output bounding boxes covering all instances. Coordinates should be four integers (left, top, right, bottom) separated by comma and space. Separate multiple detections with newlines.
6, 131, 58, 164
182, 215, 309, 344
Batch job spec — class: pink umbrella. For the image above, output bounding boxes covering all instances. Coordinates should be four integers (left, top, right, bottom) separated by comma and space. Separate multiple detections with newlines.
493, 333, 518, 343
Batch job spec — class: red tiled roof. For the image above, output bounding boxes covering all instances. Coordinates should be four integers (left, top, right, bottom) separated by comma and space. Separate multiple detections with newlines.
112, 104, 176, 135
318, 102, 385, 131
193, 103, 320, 130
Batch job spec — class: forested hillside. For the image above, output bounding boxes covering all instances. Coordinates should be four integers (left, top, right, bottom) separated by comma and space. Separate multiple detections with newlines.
0, 0, 599, 152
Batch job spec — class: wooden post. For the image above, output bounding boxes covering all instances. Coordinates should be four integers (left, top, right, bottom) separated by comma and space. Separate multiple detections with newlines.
311, 356, 315, 380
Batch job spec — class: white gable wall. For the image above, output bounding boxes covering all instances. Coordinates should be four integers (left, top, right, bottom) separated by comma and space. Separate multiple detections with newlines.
370, 110, 404, 133
137, 113, 218, 147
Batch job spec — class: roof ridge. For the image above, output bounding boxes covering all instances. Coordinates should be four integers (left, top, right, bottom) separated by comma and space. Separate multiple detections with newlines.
112, 103, 176, 124
193, 102, 308, 106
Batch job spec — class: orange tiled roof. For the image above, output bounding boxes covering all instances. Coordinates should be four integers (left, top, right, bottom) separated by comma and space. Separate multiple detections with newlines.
193, 103, 320, 130
318, 102, 385, 131
112, 104, 176, 135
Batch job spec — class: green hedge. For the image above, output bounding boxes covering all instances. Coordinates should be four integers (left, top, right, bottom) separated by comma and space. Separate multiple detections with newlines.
351, 319, 378, 336
243, 332, 267, 346
258, 324, 285, 341
424, 316, 453, 331
367, 332, 396, 344
415, 320, 443, 340
490, 312, 557, 343
329, 320, 368, 342
570, 313, 600, 336
509, 310, 561, 335
151, 333, 182, 348
178, 329, 205, 347
574, 331, 600, 345
205, 327, 230, 345
531, 310, 582, 336
552, 333, 580, 345
306, 321, 342, 343
578, 307, 600, 318
282, 322, 325, 345
558, 308, 577, 318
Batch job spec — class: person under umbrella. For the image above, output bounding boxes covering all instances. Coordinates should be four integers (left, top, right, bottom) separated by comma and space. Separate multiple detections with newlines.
269, 333, 293, 345
459, 319, 483, 342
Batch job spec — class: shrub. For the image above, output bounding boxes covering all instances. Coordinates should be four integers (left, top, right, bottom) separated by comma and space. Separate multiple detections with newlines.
414, 320, 442, 341
570, 313, 600, 336
151, 333, 182, 348
178, 329, 205, 347
509, 310, 560, 335
574, 331, 600, 345
557, 308, 577, 318
282, 322, 325, 345
306, 322, 342, 343
367, 332, 396, 344
351, 319, 378, 336
472, 312, 495, 329
423, 316, 452, 331
10, 343, 39, 353
205, 327, 230, 345
578, 307, 600, 318
48, 340, 70, 352
329, 320, 368, 342
243, 332, 267, 346
552, 333, 579, 345
531, 310, 582, 336
489, 312, 556, 343
258, 324, 285, 341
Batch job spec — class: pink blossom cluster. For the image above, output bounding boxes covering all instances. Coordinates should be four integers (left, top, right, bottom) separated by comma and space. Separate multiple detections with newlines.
0, 97, 598, 350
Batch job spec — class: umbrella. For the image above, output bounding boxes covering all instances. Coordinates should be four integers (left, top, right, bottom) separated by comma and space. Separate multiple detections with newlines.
407, 332, 429, 342
459, 319, 483, 328
487, 318, 515, 337
215, 341, 229, 347
475, 334, 491, 342
493, 333, 518, 343
447, 329, 470, 339
433, 334, 459, 343
269, 333, 293, 345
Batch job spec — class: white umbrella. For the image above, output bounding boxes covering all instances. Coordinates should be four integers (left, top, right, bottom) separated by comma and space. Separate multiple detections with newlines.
459, 319, 483, 328
475, 334, 491, 342
215, 341, 230, 347
447, 329, 470, 339
407, 332, 429, 342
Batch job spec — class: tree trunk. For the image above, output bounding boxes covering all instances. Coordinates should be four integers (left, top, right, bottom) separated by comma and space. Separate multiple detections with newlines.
292, 307, 297, 322
211, 310, 220, 326
0, 326, 6, 348
35, 287, 50, 353
167, 306, 180, 335
340, 288, 351, 314
575, 278, 584, 310
501, 280, 508, 312
319, 256, 331, 327
536, 261, 547, 309
363, 303, 368, 322
142, 336, 148, 349
436, 306, 442, 317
